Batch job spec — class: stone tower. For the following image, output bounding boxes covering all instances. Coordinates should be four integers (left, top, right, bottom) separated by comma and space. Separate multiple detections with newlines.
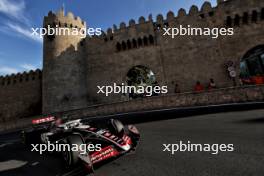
42, 8, 88, 114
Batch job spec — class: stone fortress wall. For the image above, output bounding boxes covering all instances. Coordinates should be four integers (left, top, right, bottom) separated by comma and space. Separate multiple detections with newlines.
1, 0, 264, 123
42, 9, 88, 115
42, 0, 264, 114
0, 70, 42, 123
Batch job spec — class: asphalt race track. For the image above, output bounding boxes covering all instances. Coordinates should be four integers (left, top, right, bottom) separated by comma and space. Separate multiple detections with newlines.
0, 109, 264, 176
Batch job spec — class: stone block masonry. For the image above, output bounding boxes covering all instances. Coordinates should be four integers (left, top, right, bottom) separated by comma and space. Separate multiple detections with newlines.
1, 0, 264, 123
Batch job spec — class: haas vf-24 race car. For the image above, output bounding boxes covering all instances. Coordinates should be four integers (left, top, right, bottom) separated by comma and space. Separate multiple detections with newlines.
21, 116, 140, 172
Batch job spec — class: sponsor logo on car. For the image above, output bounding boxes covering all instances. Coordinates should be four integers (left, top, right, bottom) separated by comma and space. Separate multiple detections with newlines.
32, 116, 55, 124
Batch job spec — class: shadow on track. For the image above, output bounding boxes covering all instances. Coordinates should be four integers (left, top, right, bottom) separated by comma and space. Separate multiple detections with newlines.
0, 141, 87, 176
235, 117, 264, 124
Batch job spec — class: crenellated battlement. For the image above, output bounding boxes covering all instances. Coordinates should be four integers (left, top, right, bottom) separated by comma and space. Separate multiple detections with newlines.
225, 7, 264, 27
102, 1, 216, 37
95, 1, 217, 45
72, 0, 235, 43
0, 69, 42, 87
43, 9, 86, 29
40, 0, 264, 52
97, 0, 264, 45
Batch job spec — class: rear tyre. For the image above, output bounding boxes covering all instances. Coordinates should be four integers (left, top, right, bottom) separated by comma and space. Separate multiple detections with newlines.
21, 129, 46, 147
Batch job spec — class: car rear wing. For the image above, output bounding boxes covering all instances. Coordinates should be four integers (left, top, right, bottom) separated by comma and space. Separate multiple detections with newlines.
32, 116, 55, 125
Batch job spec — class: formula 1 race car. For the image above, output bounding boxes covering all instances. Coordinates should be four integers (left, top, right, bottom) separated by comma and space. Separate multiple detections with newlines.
21, 116, 140, 173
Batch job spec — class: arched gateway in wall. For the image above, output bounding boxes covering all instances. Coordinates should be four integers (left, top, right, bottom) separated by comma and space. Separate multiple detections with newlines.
240, 45, 264, 84
126, 65, 157, 99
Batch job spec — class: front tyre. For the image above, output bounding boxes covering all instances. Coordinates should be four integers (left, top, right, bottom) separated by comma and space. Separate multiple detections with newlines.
62, 134, 84, 167
110, 119, 124, 137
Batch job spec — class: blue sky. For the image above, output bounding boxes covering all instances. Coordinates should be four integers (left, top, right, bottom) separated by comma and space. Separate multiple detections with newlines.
0, 0, 216, 76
